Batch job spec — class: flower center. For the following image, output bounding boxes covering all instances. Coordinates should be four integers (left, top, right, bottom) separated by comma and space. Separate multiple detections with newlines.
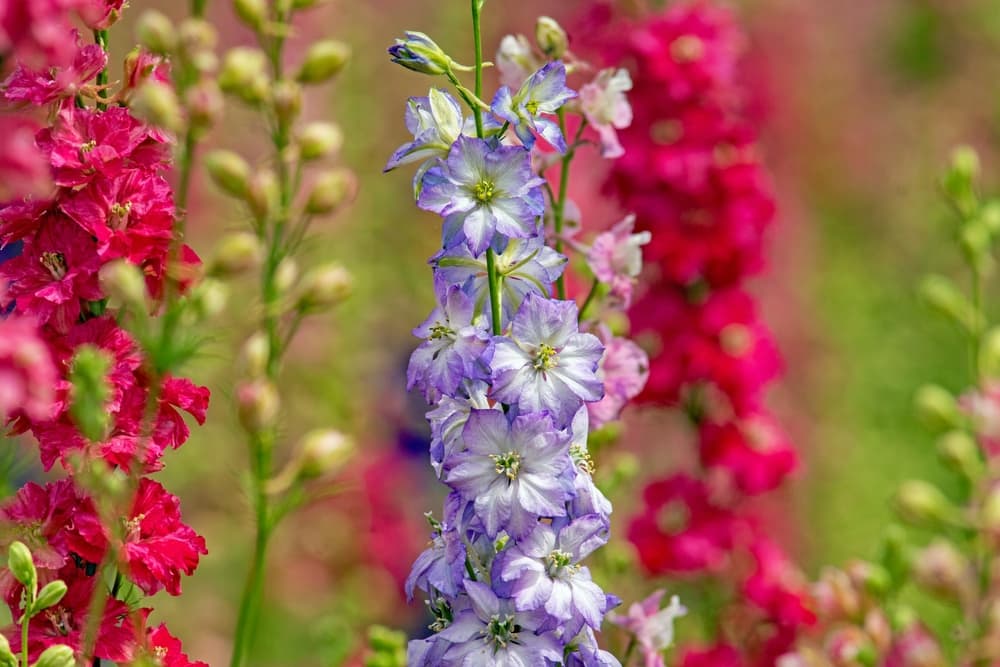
490, 451, 522, 480
670, 34, 704, 63
657, 500, 690, 536
79, 140, 97, 154
429, 323, 454, 340
474, 179, 497, 203
569, 444, 595, 475
525, 100, 540, 116
533, 343, 558, 371
545, 549, 578, 578
109, 201, 132, 230
486, 614, 519, 648
427, 596, 453, 633
39, 252, 68, 280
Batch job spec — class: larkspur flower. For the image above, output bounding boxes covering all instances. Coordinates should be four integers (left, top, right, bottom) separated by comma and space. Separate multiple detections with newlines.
445, 409, 572, 539
427, 380, 496, 475
496, 515, 611, 636
587, 328, 649, 428
609, 590, 687, 667
490, 294, 604, 429
418, 136, 545, 254
385, 89, 465, 176
407, 284, 492, 402
0, 314, 56, 421
3, 38, 106, 105
566, 408, 613, 523
586, 214, 650, 308
438, 581, 564, 667
566, 627, 624, 667
492, 61, 577, 152
496, 34, 539, 90
579, 68, 633, 159
388, 31, 455, 76
405, 502, 467, 600
139, 622, 209, 667
432, 234, 567, 323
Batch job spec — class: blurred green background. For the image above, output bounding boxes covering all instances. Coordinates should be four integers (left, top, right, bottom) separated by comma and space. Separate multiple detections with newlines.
33, 0, 1000, 663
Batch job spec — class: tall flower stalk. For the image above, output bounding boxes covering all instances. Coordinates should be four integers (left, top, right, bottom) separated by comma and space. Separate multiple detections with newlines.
385, 4, 660, 665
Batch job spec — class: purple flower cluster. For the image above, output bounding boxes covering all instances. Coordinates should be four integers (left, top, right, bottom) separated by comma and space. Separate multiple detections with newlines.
388, 40, 625, 666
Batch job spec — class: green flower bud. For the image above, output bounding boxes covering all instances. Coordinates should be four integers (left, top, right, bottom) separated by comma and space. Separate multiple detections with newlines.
234, 0, 268, 30
0, 634, 15, 667
68, 346, 112, 443
271, 80, 303, 126
912, 539, 974, 603
237, 379, 280, 433
32, 645, 75, 667
131, 80, 184, 132
31, 580, 67, 614
981, 327, 1000, 379
366, 625, 406, 667
135, 10, 178, 54
178, 18, 218, 54
296, 263, 352, 311
186, 278, 229, 320
943, 146, 981, 218
297, 122, 344, 161
535, 17, 569, 59
186, 79, 224, 135
894, 480, 957, 527
274, 258, 299, 294
981, 485, 1000, 535
296, 40, 351, 84
7, 541, 36, 593
240, 332, 270, 378
99, 259, 148, 311
204, 150, 251, 199
388, 32, 452, 76
305, 168, 357, 214
209, 233, 263, 277
219, 47, 270, 104
247, 169, 279, 221
297, 429, 354, 479
919, 274, 983, 333
936, 430, 983, 479
914, 384, 962, 431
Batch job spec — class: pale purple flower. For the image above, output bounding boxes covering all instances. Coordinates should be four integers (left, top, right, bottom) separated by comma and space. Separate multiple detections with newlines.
496, 34, 539, 90
608, 591, 687, 667
566, 408, 613, 522
418, 136, 545, 254
388, 31, 452, 75
407, 636, 449, 667
432, 235, 567, 326
497, 515, 611, 637
566, 628, 623, 667
586, 214, 650, 308
587, 327, 649, 428
427, 379, 495, 476
579, 68, 633, 159
492, 62, 577, 152
439, 581, 564, 667
491, 294, 604, 429
408, 284, 492, 402
445, 410, 572, 539
385, 89, 464, 175
405, 502, 468, 600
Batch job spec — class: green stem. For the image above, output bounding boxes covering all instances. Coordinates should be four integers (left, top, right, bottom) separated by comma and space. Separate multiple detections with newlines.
622, 637, 637, 666
551, 109, 578, 300
20, 612, 28, 667
94, 30, 109, 111
192, 0, 208, 17
578, 278, 601, 321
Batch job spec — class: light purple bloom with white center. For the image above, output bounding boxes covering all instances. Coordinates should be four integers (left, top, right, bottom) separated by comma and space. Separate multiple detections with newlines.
439, 580, 564, 667
445, 409, 572, 539
405, 499, 468, 600
566, 628, 623, 667
492, 61, 577, 153
491, 294, 605, 429
418, 136, 545, 254
407, 285, 492, 402
433, 235, 567, 326
427, 379, 495, 475
496, 514, 610, 636
566, 408, 613, 523
385, 89, 464, 177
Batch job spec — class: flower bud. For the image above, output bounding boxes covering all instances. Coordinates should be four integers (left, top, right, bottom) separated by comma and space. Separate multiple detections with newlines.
187, 278, 229, 320
204, 150, 251, 199
914, 384, 962, 431
191, 50, 219, 75
388, 32, 451, 76
7, 541, 35, 592
981, 327, 1000, 379
209, 233, 263, 277
943, 145, 980, 215
535, 17, 569, 59
33, 645, 75, 667
99, 260, 148, 311
894, 480, 956, 527
237, 379, 280, 433
296, 263, 352, 311
825, 626, 875, 667
32, 580, 67, 613
186, 79, 224, 134
919, 274, 983, 334
68, 346, 112, 443
219, 47, 270, 104
912, 539, 973, 602
136, 10, 178, 54
271, 80, 302, 126
234, 0, 268, 30
0, 634, 14, 667
305, 168, 357, 214
240, 332, 270, 378
297, 122, 343, 161
132, 79, 184, 133
247, 169, 279, 221
936, 430, 982, 479
178, 18, 218, 54
274, 258, 299, 294
292, 0, 326, 8
846, 560, 891, 598
296, 40, 351, 84
981, 484, 1000, 535
296, 429, 354, 479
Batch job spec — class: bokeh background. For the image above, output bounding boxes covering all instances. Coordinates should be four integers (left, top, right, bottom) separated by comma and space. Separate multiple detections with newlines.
44, 0, 1000, 663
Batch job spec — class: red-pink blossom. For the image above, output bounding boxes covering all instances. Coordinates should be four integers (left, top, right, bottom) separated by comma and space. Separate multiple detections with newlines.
0, 314, 57, 421
587, 328, 649, 428
141, 622, 209, 667
0, 118, 49, 197
3, 40, 107, 105
699, 414, 797, 495
680, 644, 745, 667
742, 539, 815, 629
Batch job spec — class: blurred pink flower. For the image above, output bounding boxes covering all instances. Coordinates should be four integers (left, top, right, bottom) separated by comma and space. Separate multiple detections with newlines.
609, 589, 686, 667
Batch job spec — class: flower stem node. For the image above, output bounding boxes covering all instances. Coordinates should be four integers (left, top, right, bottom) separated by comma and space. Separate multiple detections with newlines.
297, 429, 354, 479
297, 122, 344, 161
205, 150, 252, 199
7, 541, 36, 593
31, 645, 75, 667
210, 233, 264, 277
914, 384, 962, 431
305, 168, 357, 214
99, 260, 149, 312
296, 40, 351, 84
132, 80, 184, 133
237, 379, 280, 433
894, 480, 957, 528
219, 47, 270, 105
135, 10, 178, 54
234, 0, 268, 31
535, 17, 569, 59
296, 263, 352, 311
